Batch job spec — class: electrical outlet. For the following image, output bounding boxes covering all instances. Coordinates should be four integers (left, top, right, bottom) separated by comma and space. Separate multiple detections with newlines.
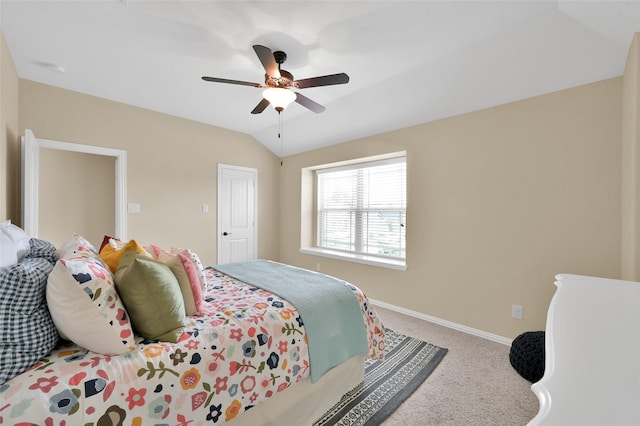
316, 263, 321, 271
512, 304, 523, 320
127, 203, 140, 214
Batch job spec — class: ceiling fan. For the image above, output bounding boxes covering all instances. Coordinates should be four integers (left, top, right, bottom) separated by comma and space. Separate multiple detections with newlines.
202, 45, 349, 114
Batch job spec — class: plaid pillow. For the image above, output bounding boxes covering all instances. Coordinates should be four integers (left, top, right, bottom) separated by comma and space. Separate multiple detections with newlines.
0, 238, 58, 384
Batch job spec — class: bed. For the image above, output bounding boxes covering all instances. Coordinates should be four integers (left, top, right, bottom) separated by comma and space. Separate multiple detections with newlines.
0, 232, 385, 425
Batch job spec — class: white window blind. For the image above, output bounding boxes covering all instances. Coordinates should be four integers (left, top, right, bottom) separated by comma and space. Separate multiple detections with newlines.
317, 157, 406, 260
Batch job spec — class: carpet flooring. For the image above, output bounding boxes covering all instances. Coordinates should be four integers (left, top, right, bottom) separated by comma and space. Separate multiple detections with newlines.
375, 306, 539, 425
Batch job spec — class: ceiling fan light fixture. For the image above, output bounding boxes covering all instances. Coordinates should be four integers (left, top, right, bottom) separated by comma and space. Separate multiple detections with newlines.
262, 87, 296, 112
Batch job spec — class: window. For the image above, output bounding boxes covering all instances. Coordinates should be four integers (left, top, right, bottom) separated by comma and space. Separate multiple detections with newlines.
316, 156, 406, 263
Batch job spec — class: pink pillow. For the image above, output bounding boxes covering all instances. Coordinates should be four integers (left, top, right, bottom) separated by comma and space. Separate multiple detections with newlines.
152, 245, 203, 315
171, 247, 207, 292
176, 253, 203, 313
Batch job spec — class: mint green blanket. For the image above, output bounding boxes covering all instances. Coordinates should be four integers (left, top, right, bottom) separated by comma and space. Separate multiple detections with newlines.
214, 260, 368, 382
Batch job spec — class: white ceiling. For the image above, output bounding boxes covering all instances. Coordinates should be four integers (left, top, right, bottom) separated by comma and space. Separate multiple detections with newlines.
2, 1, 639, 156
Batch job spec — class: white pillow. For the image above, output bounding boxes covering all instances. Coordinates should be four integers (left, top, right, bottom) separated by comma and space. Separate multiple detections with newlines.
0, 221, 31, 267
57, 233, 100, 260
47, 255, 136, 355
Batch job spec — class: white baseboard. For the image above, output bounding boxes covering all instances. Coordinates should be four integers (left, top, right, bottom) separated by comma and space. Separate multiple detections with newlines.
369, 298, 513, 346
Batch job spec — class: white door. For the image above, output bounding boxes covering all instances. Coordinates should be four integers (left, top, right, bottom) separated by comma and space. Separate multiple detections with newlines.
217, 164, 257, 264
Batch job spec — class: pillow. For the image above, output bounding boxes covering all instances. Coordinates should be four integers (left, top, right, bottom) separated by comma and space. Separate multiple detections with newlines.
152, 245, 203, 315
46, 256, 136, 355
0, 221, 31, 267
99, 234, 118, 252
0, 239, 58, 385
114, 249, 185, 342
57, 233, 100, 260
144, 244, 159, 260
99, 239, 148, 273
171, 247, 207, 291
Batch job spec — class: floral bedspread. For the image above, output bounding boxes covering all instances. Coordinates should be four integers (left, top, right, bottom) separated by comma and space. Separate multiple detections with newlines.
0, 267, 385, 425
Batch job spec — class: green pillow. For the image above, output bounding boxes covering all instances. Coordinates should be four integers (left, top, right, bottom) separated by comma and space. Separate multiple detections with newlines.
114, 249, 185, 342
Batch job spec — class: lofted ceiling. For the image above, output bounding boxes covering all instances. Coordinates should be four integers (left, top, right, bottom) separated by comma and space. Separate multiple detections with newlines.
1, 1, 639, 157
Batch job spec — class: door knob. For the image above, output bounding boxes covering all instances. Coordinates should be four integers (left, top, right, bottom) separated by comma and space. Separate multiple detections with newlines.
222, 232, 231, 236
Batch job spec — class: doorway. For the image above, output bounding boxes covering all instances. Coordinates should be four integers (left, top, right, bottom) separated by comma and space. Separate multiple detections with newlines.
22, 129, 127, 246
217, 164, 257, 264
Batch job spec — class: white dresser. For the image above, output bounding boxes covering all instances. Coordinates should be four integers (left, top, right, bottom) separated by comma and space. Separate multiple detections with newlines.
529, 274, 640, 425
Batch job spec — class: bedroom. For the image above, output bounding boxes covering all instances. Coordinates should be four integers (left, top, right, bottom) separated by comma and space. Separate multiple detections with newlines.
0, 1, 639, 424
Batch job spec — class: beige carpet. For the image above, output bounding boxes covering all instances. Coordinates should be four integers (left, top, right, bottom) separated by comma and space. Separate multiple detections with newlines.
374, 306, 539, 425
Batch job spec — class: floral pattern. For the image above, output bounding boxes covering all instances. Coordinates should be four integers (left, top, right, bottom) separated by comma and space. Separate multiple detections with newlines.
0, 267, 384, 425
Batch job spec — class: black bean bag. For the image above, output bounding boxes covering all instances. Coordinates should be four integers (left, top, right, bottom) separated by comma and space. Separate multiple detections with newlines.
510, 331, 545, 382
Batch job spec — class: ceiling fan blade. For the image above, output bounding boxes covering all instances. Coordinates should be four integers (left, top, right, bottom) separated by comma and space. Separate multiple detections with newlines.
202, 76, 262, 87
253, 45, 281, 79
251, 98, 270, 114
295, 93, 326, 113
295, 73, 349, 89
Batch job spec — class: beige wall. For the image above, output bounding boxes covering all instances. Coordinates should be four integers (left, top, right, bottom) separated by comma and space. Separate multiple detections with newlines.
622, 34, 640, 280
0, 27, 20, 223
38, 149, 115, 248
280, 78, 622, 339
18, 79, 281, 265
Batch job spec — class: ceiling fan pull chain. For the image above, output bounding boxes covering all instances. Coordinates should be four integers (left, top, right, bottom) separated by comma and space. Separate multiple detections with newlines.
279, 111, 283, 167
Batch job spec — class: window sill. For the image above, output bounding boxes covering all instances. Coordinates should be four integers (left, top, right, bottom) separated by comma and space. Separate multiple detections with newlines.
300, 247, 407, 271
